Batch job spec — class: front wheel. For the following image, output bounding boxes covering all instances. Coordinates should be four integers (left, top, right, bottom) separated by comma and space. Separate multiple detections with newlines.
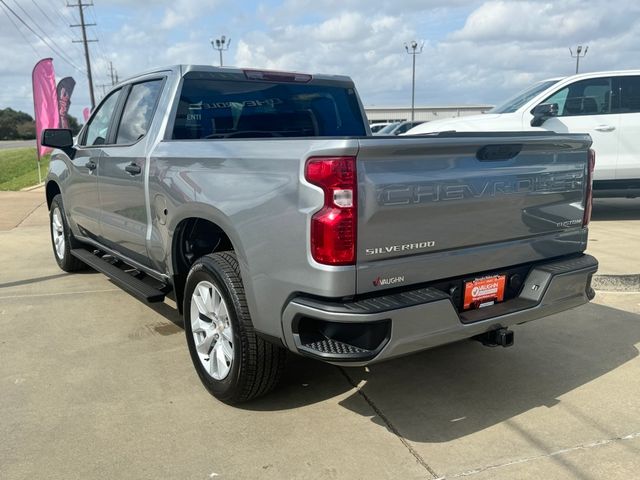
49, 194, 85, 272
184, 252, 286, 403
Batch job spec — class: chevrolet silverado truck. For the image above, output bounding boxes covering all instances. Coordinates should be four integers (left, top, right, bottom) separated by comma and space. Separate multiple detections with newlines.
42, 65, 598, 404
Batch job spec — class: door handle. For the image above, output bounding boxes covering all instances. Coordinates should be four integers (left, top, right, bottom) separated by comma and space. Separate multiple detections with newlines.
84, 160, 97, 171
125, 163, 142, 175
595, 125, 616, 132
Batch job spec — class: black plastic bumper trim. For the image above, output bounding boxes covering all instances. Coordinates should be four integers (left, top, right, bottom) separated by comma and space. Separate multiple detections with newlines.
293, 317, 391, 362
293, 287, 449, 315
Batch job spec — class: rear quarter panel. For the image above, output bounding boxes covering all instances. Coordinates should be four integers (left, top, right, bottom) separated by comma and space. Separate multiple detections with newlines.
148, 138, 359, 339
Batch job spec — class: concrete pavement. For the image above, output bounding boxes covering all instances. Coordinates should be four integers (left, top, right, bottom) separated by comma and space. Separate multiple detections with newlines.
587, 197, 640, 278
1, 193, 640, 479
0, 190, 46, 231
0, 209, 427, 480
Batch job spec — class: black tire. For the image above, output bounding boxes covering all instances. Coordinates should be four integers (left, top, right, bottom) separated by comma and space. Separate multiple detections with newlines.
184, 252, 286, 403
49, 194, 85, 272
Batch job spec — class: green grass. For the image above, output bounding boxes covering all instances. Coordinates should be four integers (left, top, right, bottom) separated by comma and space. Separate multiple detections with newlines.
0, 148, 49, 191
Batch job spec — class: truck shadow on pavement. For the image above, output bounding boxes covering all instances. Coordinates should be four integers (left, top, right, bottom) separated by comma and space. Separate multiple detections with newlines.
0, 269, 98, 290
246, 302, 640, 443
592, 198, 640, 221
0, 272, 70, 289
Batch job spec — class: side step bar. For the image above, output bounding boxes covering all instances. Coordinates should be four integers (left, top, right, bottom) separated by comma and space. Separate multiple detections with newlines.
70, 249, 166, 303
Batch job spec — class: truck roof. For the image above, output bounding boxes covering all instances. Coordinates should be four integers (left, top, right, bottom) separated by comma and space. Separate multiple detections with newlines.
119, 64, 354, 86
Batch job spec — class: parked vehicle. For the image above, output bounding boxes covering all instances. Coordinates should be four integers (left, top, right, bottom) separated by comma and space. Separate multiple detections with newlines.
369, 122, 393, 133
42, 65, 598, 403
372, 121, 400, 135
374, 120, 425, 135
406, 70, 640, 198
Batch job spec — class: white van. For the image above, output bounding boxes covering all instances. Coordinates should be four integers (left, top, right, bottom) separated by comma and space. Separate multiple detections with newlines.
406, 70, 640, 198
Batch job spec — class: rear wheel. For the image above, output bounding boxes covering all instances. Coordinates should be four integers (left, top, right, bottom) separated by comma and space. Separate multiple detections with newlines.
49, 194, 85, 272
184, 252, 286, 403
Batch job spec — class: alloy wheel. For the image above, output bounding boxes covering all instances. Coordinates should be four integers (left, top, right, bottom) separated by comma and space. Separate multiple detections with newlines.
190, 281, 234, 380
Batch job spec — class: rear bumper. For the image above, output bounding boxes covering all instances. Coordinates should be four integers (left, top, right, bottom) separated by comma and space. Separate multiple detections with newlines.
282, 254, 598, 365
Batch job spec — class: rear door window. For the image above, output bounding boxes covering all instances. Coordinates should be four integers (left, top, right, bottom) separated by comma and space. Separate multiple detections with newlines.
172, 78, 366, 139
618, 76, 640, 113
116, 79, 164, 144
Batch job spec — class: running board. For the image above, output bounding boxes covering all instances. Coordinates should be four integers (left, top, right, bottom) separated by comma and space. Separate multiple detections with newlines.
70, 249, 166, 303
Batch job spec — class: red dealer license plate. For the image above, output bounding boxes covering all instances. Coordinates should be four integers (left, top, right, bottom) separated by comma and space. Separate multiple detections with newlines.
463, 275, 506, 310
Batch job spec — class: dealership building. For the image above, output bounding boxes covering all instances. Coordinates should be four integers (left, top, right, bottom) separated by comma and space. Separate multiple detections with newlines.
364, 105, 494, 124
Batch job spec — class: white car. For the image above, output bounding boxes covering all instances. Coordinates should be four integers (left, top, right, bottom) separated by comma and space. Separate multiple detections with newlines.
369, 122, 394, 133
406, 70, 640, 198
374, 120, 425, 136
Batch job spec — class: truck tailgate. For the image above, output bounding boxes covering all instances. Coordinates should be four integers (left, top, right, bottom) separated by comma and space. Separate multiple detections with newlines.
356, 132, 592, 294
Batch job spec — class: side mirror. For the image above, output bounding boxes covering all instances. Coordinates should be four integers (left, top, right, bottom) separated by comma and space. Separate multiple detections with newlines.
530, 103, 558, 127
41, 129, 75, 158
41, 129, 73, 149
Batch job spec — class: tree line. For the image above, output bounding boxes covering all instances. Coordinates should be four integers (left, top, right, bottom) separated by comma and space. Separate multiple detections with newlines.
0, 108, 81, 141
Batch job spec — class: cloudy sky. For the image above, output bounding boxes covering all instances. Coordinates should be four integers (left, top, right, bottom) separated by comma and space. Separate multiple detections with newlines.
1, 0, 640, 121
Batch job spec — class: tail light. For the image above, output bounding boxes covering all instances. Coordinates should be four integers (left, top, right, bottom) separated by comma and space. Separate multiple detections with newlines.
305, 156, 357, 265
583, 148, 596, 226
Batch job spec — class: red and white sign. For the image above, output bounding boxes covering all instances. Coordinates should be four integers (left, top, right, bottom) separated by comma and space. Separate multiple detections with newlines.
463, 275, 506, 310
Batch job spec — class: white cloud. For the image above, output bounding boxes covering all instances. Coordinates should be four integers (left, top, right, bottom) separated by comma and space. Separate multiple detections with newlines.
160, 0, 218, 29
427, 0, 640, 102
231, 0, 640, 107
2, 0, 640, 121
451, 0, 637, 43
235, 11, 415, 103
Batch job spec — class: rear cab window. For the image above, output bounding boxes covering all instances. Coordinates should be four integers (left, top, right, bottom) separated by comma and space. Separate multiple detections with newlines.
172, 72, 367, 139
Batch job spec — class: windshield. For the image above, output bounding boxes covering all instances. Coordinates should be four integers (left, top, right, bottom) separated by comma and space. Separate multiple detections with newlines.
490, 80, 561, 114
376, 122, 400, 134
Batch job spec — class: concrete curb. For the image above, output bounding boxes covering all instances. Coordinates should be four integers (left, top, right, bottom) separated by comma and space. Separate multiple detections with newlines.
593, 274, 640, 292
20, 182, 45, 192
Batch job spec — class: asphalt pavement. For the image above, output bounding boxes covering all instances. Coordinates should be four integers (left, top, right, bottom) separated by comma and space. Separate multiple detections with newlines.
0, 140, 36, 150
1, 192, 639, 479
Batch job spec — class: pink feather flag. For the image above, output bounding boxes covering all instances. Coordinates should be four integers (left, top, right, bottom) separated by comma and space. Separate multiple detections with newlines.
32, 58, 59, 159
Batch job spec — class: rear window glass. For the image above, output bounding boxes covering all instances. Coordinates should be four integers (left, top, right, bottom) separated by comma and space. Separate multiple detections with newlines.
172, 79, 366, 139
619, 76, 640, 113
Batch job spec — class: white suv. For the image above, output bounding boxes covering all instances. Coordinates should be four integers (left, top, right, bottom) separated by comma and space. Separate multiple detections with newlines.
406, 70, 640, 198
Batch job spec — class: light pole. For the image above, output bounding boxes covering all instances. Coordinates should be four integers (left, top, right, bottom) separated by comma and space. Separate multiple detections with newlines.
404, 40, 424, 121
569, 45, 588, 74
211, 35, 231, 66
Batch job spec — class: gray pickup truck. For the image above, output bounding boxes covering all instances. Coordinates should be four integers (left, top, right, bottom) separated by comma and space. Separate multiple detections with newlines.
42, 65, 598, 403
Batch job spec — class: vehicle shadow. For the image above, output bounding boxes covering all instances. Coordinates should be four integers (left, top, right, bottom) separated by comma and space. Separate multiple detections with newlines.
118, 288, 185, 329
244, 302, 640, 443
592, 198, 640, 221
148, 300, 184, 329
0, 270, 97, 290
